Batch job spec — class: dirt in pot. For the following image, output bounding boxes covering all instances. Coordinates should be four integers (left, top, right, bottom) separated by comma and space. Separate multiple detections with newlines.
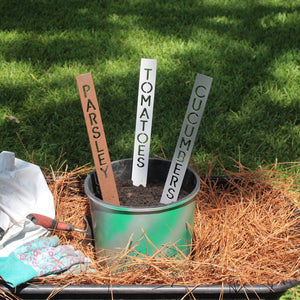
115, 178, 189, 207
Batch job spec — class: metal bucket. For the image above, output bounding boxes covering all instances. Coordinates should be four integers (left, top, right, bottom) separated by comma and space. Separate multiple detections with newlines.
84, 158, 200, 258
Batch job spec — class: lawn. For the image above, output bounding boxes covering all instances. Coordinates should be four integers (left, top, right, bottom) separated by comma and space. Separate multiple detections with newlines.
0, 0, 299, 297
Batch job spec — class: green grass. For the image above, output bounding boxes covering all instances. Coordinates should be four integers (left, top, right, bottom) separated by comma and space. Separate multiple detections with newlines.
0, 0, 299, 296
1, 0, 299, 172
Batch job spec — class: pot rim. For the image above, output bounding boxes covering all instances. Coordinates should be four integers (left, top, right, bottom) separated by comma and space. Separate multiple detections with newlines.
84, 158, 200, 213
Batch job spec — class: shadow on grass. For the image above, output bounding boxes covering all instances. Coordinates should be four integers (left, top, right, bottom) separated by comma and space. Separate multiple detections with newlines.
0, 0, 299, 169
1, 1, 299, 59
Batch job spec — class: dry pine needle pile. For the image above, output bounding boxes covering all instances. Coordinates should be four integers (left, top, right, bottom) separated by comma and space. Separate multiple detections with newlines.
31, 164, 300, 287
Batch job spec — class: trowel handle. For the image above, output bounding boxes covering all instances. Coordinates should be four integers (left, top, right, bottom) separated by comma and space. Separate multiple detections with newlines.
26, 213, 75, 231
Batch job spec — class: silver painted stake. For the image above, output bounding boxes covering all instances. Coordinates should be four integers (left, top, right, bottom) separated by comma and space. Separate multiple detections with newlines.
160, 73, 213, 204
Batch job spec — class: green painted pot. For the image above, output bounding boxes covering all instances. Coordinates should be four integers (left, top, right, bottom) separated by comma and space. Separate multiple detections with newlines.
84, 158, 200, 258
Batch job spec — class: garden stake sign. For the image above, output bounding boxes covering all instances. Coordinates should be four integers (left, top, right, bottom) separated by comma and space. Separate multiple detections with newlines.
132, 58, 157, 187
160, 73, 213, 204
76, 73, 120, 205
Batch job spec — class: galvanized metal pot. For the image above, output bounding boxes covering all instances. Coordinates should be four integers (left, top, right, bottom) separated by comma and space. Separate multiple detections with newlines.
84, 158, 200, 258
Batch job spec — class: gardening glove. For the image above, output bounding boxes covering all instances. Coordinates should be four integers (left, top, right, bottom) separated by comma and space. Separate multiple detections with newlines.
0, 151, 55, 257
0, 235, 91, 287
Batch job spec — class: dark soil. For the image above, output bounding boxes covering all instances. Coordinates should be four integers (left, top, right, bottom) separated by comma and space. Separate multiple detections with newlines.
115, 178, 189, 207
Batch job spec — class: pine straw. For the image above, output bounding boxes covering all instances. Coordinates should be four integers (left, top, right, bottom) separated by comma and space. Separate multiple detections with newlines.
9, 163, 300, 289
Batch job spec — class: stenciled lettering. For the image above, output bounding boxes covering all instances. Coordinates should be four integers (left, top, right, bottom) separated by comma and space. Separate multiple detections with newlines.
177, 150, 186, 163
160, 74, 213, 204
137, 132, 149, 144
140, 120, 148, 131
86, 99, 96, 112
184, 123, 195, 137
180, 136, 191, 151
192, 97, 202, 111
139, 107, 150, 119
141, 81, 153, 93
144, 68, 152, 80
170, 175, 179, 188
138, 144, 145, 156
83, 85, 90, 98
173, 162, 182, 175
89, 112, 97, 126
137, 157, 145, 167
132, 59, 157, 186
98, 149, 106, 166
166, 162, 183, 199
141, 94, 151, 106
187, 112, 198, 125
166, 187, 175, 200
95, 140, 102, 152
92, 126, 101, 139
195, 85, 206, 98
77, 72, 120, 205
100, 165, 108, 178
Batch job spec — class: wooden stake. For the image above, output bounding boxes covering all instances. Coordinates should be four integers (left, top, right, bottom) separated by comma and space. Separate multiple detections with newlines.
76, 73, 120, 205
160, 73, 213, 204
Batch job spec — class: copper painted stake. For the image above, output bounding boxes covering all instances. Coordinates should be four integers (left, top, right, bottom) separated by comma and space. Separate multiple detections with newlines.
76, 73, 120, 205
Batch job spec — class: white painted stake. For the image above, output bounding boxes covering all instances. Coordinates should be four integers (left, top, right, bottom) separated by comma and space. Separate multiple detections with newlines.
132, 58, 157, 187
160, 73, 213, 204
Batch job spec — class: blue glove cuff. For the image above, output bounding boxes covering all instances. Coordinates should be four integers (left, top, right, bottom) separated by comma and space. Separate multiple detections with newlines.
0, 254, 38, 287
